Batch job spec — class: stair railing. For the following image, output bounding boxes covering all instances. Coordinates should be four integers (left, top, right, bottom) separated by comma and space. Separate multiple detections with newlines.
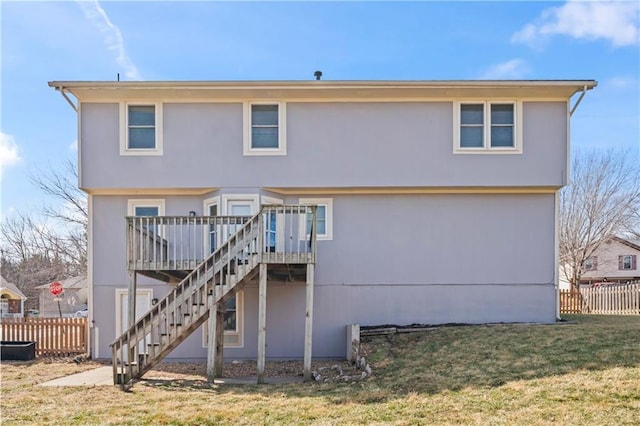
112, 204, 317, 388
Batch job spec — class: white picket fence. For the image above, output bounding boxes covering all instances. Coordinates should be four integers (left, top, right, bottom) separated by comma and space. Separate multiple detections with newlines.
578, 281, 640, 315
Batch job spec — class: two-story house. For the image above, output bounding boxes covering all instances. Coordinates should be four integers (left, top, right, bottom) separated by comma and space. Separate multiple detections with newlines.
49, 79, 595, 386
581, 236, 640, 285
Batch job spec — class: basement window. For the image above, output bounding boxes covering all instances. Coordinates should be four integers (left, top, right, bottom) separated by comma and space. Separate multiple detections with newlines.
202, 291, 244, 348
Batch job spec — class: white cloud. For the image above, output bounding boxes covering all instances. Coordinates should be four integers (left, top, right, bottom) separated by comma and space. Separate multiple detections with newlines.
69, 140, 78, 152
76, 0, 141, 80
478, 59, 530, 79
606, 76, 638, 89
512, 1, 640, 48
0, 132, 22, 177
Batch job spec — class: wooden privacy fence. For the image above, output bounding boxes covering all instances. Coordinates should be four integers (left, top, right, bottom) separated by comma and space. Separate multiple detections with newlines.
560, 289, 583, 314
560, 282, 640, 315
1, 317, 88, 357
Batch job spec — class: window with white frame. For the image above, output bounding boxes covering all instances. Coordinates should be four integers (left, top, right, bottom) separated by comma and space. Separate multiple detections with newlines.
619, 255, 637, 270
243, 102, 286, 155
120, 103, 163, 155
203, 196, 221, 253
583, 256, 597, 272
127, 199, 165, 217
127, 199, 165, 234
261, 195, 284, 252
299, 198, 333, 241
454, 101, 522, 153
202, 290, 244, 348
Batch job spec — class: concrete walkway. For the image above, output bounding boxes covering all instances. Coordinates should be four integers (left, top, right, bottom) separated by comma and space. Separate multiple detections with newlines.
39, 366, 303, 387
40, 366, 113, 387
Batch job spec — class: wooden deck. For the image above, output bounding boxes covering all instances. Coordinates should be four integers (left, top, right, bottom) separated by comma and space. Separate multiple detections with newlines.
126, 205, 317, 282
114, 205, 319, 388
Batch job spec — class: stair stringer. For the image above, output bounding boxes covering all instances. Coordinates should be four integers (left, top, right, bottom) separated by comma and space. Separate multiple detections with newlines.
135, 265, 259, 381
111, 212, 263, 387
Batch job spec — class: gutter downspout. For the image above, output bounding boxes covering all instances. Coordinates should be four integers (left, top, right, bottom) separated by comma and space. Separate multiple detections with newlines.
569, 85, 587, 116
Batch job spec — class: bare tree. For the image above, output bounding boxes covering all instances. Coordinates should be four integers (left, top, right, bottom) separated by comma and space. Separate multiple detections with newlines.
29, 159, 87, 271
1, 159, 87, 307
31, 159, 87, 228
559, 149, 640, 290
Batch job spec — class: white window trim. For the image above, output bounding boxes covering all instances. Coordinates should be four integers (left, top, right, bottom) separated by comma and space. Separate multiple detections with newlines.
127, 199, 166, 217
243, 101, 287, 156
621, 255, 633, 270
127, 199, 166, 237
203, 196, 221, 253
583, 256, 596, 271
262, 195, 285, 251
203, 196, 221, 216
222, 194, 259, 216
119, 102, 163, 156
298, 197, 333, 241
202, 290, 244, 348
453, 100, 523, 154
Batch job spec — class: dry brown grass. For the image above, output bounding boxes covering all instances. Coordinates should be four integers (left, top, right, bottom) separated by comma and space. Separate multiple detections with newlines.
1, 315, 639, 425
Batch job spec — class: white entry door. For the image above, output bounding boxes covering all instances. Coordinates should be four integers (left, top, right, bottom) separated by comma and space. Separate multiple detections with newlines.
116, 289, 152, 359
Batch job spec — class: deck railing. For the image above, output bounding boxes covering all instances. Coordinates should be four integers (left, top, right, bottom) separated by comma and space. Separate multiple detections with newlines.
126, 205, 317, 272
114, 205, 317, 387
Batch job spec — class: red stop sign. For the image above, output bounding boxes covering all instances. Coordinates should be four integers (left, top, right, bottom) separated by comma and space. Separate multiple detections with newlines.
49, 281, 63, 296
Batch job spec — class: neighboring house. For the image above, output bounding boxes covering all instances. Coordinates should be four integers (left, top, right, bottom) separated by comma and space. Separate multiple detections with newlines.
35, 276, 88, 317
580, 237, 640, 285
49, 79, 595, 383
0, 276, 27, 318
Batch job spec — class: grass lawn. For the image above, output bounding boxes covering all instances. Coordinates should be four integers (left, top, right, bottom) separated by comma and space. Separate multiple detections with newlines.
1, 315, 639, 425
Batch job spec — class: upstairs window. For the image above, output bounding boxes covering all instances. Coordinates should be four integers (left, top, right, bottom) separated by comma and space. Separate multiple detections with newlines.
583, 256, 597, 272
455, 101, 521, 154
619, 255, 637, 270
243, 102, 286, 155
120, 103, 163, 155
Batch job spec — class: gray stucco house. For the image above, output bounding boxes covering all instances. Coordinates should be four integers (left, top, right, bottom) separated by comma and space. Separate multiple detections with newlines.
49, 79, 596, 385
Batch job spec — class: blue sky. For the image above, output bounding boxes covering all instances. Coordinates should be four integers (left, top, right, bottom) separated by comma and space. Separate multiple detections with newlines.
1, 0, 639, 220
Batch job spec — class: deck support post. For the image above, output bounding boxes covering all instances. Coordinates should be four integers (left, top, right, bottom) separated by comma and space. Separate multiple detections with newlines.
257, 263, 267, 384
206, 289, 218, 382
127, 271, 137, 365
127, 271, 137, 329
214, 301, 225, 377
303, 263, 315, 382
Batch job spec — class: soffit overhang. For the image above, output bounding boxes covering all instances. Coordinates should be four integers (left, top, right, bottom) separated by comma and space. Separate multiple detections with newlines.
48, 80, 597, 102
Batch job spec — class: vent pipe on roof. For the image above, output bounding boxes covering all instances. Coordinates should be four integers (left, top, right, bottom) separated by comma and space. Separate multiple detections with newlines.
314, 71, 322, 80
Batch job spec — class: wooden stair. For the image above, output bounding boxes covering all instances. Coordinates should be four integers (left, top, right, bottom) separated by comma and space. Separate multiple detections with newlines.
111, 211, 262, 388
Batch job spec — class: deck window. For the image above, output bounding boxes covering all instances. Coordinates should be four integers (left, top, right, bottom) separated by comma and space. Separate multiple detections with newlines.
127, 199, 165, 235
204, 196, 221, 253
243, 102, 286, 155
202, 291, 244, 348
223, 296, 237, 332
120, 103, 163, 155
127, 199, 165, 217
455, 101, 521, 154
299, 198, 333, 241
